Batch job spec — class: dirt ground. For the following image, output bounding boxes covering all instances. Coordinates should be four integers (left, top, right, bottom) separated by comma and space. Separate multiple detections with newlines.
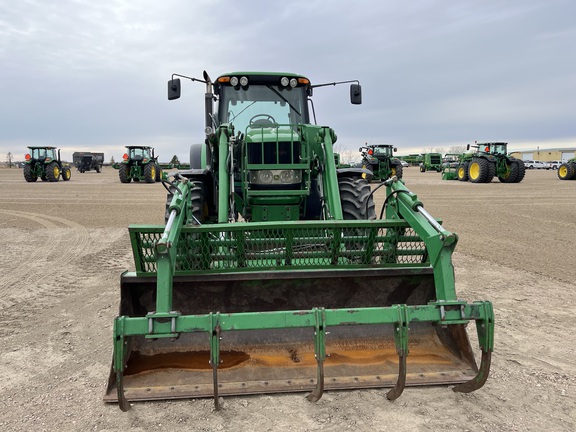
0, 166, 575, 432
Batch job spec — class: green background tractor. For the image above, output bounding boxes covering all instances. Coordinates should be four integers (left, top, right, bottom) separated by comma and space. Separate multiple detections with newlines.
557, 158, 576, 180
457, 142, 525, 183
359, 144, 403, 181
118, 146, 162, 183
23, 146, 71, 182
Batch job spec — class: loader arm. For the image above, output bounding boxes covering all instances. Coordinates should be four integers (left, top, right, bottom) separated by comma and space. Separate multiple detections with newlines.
384, 179, 458, 300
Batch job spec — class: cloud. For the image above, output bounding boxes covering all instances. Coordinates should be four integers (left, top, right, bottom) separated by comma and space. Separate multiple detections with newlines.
1, 0, 575, 163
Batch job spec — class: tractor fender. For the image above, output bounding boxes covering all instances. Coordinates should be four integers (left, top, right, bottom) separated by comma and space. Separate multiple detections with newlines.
336, 167, 372, 178
177, 168, 211, 177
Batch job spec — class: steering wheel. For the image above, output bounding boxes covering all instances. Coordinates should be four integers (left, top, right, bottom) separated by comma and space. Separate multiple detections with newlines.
249, 114, 277, 126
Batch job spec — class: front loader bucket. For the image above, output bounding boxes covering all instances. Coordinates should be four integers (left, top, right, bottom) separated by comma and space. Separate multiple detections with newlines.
105, 220, 493, 407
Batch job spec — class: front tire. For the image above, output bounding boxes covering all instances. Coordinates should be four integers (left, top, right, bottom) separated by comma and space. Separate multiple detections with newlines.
557, 163, 576, 180
468, 158, 492, 183
360, 160, 374, 182
62, 166, 71, 181
457, 162, 469, 181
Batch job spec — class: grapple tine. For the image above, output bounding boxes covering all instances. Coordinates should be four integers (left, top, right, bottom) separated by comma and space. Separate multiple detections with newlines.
210, 314, 221, 410
116, 372, 130, 412
386, 304, 409, 401
453, 301, 494, 393
306, 308, 326, 403
306, 360, 324, 402
453, 349, 491, 393
386, 352, 407, 400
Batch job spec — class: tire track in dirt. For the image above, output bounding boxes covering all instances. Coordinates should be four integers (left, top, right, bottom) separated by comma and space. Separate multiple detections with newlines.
0, 210, 90, 311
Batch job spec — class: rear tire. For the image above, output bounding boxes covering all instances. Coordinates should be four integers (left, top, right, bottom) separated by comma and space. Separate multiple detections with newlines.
557, 162, 576, 180
23, 164, 37, 182
339, 177, 376, 220
96, 164, 101, 173
119, 164, 131, 183
513, 159, 526, 183
155, 164, 162, 181
46, 162, 60, 182
457, 162, 469, 181
420, 164, 426, 173
391, 162, 403, 179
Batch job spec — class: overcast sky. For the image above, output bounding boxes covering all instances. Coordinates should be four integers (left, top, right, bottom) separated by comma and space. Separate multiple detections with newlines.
1, 0, 574, 162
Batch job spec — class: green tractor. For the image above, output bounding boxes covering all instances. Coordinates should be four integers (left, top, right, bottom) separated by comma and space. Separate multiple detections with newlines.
118, 146, 162, 183
419, 152, 443, 172
457, 142, 525, 183
23, 146, 72, 182
359, 144, 403, 181
557, 158, 576, 180
105, 71, 494, 411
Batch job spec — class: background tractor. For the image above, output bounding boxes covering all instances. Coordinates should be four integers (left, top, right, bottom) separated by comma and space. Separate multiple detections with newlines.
118, 146, 162, 183
23, 146, 71, 182
557, 158, 576, 180
419, 152, 443, 172
457, 142, 525, 183
105, 71, 494, 411
359, 144, 403, 181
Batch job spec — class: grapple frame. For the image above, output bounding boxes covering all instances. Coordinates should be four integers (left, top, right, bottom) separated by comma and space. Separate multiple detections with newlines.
106, 178, 494, 411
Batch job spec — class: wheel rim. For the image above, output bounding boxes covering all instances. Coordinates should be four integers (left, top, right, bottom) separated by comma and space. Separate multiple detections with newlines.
458, 167, 465, 178
469, 163, 480, 180
54, 166, 60, 177
151, 166, 156, 179
559, 166, 567, 178
502, 166, 511, 179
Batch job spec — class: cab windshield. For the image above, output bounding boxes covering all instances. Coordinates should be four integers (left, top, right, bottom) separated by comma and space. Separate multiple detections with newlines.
129, 148, 150, 159
31, 148, 55, 159
218, 85, 307, 133
491, 144, 507, 155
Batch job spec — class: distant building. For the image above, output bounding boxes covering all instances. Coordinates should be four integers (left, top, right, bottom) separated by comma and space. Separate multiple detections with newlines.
509, 148, 576, 162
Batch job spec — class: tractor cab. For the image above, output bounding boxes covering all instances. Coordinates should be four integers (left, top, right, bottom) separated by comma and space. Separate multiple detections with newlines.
27, 146, 56, 162
125, 146, 152, 162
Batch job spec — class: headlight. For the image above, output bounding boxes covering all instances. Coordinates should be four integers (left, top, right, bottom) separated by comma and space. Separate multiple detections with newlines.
230, 76, 239, 86
239, 76, 249, 86
280, 77, 290, 87
251, 170, 301, 185
289, 78, 297, 88
258, 170, 273, 184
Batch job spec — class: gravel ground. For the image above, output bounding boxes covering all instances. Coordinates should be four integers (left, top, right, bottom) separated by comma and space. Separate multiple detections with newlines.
0, 166, 575, 431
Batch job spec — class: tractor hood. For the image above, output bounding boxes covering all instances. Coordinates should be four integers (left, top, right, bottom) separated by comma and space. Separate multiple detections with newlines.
245, 126, 301, 144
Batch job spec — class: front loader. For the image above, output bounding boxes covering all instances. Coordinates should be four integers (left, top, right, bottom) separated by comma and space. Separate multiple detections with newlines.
105, 71, 494, 411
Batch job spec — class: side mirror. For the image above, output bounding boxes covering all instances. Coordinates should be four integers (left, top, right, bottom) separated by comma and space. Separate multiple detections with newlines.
350, 83, 362, 105
466, 144, 470, 150
394, 147, 397, 152
168, 79, 181, 100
